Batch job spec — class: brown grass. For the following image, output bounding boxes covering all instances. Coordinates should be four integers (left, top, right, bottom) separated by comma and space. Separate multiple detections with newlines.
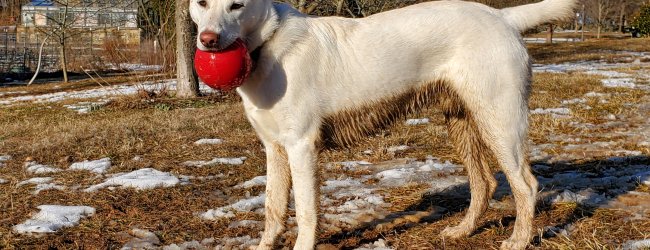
1, 38, 649, 249
528, 37, 650, 64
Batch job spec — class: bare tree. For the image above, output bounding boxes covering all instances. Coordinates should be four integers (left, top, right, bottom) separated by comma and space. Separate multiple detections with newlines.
585, 0, 617, 38
24, 0, 138, 83
175, 0, 198, 97
138, 0, 176, 71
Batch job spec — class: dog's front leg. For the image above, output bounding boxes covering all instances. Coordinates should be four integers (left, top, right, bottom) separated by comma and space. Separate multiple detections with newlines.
286, 138, 319, 249
258, 144, 292, 249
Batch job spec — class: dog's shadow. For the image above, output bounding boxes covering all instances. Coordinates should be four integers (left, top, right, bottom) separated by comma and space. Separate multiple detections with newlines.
317, 155, 650, 249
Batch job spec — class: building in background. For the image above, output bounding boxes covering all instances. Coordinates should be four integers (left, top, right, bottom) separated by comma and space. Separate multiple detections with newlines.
17, 0, 140, 45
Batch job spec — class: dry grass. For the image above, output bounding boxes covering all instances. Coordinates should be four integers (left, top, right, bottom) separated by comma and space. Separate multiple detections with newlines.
1, 38, 649, 249
528, 37, 650, 64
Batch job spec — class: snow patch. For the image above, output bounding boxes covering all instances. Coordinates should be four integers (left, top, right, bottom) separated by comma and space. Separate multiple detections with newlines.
530, 108, 572, 118
0, 79, 217, 106
201, 194, 265, 220
602, 78, 636, 88
163, 239, 213, 250
182, 157, 246, 167
220, 235, 260, 249
84, 168, 180, 192
354, 239, 393, 250
0, 178, 8, 184
69, 158, 112, 174
387, 145, 410, 153
622, 239, 650, 250
24, 162, 62, 174
405, 118, 429, 125
121, 228, 160, 250
584, 92, 610, 98
561, 98, 587, 105
13, 205, 95, 233
228, 220, 263, 229
17, 177, 65, 194
193, 138, 224, 145
63, 100, 109, 114
235, 176, 267, 189
322, 179, 363, 192
551, 189, 606, 206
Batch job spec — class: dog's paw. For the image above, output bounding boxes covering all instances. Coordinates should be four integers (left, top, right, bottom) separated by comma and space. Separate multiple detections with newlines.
500, 238, 528, 250
440, 225, 473, 239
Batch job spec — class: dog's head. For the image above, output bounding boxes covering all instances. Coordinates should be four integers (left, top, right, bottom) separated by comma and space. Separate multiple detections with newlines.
190, 0, 270, 51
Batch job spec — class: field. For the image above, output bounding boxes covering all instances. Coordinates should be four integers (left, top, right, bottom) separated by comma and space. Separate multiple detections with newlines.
0, 38, 649, 249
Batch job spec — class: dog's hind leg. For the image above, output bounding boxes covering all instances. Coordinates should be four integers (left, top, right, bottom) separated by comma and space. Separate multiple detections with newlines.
476, 105, 537, 250
258, 144, 292, 249
440, 110, 497, 239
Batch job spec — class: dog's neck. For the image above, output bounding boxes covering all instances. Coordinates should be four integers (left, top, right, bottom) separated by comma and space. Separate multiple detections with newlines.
245, 2, 281, 52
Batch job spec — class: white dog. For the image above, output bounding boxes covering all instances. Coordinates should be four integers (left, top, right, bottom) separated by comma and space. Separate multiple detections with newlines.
190, 0, 575, 249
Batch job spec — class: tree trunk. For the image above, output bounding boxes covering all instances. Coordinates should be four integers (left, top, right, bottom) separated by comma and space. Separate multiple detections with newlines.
581, 4, 586, 41
336, 0, 345, 15
546, 23, 554, 44
618, 2, 626, 33
59, 41, 68, 83
175, 0, 199, 98
597, 1, 603, 39
60, 4, 68, 83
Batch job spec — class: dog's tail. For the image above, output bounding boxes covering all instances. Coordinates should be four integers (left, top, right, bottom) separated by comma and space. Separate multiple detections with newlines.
501, 0, 577, 32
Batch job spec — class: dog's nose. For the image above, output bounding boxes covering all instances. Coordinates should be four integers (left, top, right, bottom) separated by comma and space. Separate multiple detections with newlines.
200, 31, 220, 48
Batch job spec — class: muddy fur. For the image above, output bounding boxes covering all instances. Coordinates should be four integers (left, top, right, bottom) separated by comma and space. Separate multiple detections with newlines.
319, 80, 467, 148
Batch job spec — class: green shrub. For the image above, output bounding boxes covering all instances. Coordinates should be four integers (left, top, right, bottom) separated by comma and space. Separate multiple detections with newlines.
631, 4, 650, 37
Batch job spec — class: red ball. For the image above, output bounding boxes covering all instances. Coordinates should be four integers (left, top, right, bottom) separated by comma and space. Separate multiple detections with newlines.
194, 39, 252, 91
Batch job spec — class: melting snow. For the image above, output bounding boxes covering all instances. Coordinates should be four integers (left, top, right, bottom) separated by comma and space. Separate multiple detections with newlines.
13, 205, 95, 233
354, 239, 393, 250
228, 220, 263, 229
201, 194, 265, 220
602, 78, 636, 88
0, 178, 8, 184
63, 100, 109, 114
623, 239, 650, 250
585, 92, 610, 98
551, 189, 606, 206
405, 118, 430, 125
69, 158, 112, 174
163, 239, 216, 250
530, 108, 572, 118
561, 98, 587, 105
182, 157, 246, 167
0, 155, 11, 162
163, 239, 214, 250
387, 145, 410, 153
121, 228, 160, 250
84, 168, 180, 192
235, 176, 267, 189
24, 162, 62, 174
193, 138, 224, 145
219, 236, 260, 249
0, 79, 217, 106
17, 177, 65, 194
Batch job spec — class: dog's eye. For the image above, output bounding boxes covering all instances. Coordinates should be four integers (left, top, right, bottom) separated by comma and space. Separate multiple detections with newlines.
230, 2, 244, 10
198, 0, 207, 7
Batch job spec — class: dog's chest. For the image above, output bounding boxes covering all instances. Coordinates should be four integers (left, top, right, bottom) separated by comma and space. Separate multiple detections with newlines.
244, 108, 282, 142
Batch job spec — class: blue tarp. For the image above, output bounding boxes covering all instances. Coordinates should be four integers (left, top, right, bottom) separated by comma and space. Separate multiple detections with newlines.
28, 0, 54, 6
